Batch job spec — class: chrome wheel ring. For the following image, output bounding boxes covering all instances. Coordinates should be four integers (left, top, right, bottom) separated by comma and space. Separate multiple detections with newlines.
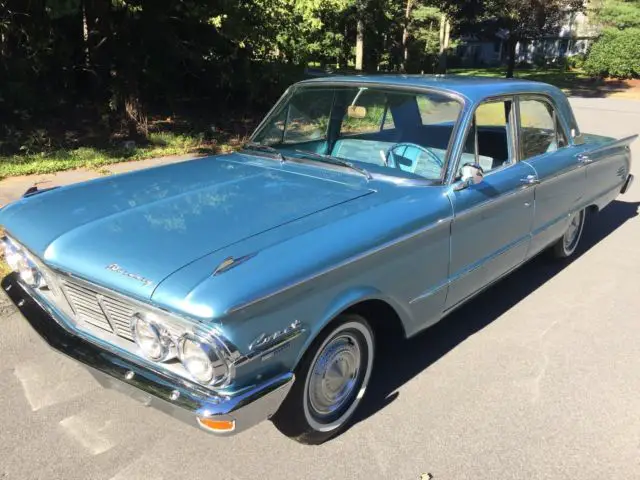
563, 210, 584, 255
303, 321, 374, 433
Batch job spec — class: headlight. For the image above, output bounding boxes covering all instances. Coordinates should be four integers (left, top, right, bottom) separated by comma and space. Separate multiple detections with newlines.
1, 236, 45, 288
1, 238, 21, 271
131, 313, 176, 362
178, 333, 230, 386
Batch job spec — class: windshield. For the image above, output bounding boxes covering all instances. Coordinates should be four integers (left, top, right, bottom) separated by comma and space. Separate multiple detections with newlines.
251, 84, 463, 181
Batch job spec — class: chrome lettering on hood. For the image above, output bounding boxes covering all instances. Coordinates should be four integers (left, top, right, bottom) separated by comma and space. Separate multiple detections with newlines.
105, 263, 154, 287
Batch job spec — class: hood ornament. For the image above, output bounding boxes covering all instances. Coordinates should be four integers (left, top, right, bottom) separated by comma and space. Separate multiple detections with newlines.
213, 253, 256, 276
105, 263, 154, 287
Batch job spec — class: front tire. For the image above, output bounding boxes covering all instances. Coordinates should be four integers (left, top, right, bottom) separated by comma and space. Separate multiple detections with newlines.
272, 314, 374, 444
551, 208, 586, 259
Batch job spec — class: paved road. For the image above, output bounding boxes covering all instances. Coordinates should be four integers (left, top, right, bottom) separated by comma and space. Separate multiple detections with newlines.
1, 97, 639, 480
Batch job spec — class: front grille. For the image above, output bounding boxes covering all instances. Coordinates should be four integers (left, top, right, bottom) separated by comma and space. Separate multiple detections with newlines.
62, 280, 136, 341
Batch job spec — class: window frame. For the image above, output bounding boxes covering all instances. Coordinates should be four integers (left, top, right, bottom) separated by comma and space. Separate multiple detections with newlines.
454, 94, 519, 179
515, 94, 570, 161
251, 82, 466, 185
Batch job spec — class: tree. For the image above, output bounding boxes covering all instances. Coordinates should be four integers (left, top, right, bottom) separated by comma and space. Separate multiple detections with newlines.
442, 0, 587, 77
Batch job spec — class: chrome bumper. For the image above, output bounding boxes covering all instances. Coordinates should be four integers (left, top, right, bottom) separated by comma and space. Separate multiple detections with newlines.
1, 273, 294, 435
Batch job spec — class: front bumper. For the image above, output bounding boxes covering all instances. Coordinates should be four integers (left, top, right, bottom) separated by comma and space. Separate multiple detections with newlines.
1, 273, 294, 435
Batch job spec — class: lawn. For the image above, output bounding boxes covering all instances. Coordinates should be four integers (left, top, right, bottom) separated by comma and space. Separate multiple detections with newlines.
0, 131, 241, 180
0, 227, 8, 278
449, 67, 591, 88
449, 67, 640, 99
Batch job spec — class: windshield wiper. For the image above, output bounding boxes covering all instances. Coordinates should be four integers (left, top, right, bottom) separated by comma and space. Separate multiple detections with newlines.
242, 141, 286, 162
294, 150, 372, 180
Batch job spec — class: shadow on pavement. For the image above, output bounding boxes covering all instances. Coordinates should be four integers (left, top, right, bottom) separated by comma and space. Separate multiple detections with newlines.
353, 199, 640, 428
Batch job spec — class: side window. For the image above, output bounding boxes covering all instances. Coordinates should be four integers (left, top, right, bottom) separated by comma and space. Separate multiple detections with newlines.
283, 90, 334, 144
460, 99, 514, 174
519, 98, 567, 159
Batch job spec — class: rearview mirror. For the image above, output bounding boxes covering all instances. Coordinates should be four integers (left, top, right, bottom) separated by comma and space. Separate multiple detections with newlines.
347, 105, 367, 119
454, 163, 484, 191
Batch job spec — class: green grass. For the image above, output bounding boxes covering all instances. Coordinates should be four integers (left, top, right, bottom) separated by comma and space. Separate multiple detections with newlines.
449, 67, 591, 89
0, 260, 9, 278
0, 227, 8, 278
0, 132, 235, 180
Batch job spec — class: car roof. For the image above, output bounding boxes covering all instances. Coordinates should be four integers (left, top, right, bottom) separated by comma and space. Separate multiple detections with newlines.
296, 74, 563, 104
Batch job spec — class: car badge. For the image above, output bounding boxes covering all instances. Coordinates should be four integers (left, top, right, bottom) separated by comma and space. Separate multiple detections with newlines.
105, 263, 154, 287
249, 320, 303, 351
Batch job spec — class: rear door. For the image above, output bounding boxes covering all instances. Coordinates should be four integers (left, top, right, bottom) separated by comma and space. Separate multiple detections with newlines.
518, 95, 587, 257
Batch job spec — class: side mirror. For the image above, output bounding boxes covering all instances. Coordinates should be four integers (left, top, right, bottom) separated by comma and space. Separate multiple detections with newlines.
454, 163, 484, 191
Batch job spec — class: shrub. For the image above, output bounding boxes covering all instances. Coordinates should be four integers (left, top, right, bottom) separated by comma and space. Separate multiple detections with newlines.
584, 28, 640, 79
565, 54, 586, 70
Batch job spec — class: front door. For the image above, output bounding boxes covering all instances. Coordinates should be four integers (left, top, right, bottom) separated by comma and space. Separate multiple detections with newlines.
446, 97, 536, 310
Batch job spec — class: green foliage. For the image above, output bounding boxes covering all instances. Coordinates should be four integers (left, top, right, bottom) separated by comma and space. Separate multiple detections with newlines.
584, 28, 640, 78
566, 54, 587, 70
0, 132, 224, 179
596, 0, 640, 29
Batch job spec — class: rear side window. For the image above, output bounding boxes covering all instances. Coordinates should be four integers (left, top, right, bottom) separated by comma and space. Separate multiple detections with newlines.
519, 98, 568, 160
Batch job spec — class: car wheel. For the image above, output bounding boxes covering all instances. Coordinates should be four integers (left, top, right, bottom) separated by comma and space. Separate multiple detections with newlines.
551, 208, 586, 259
272, 314, 374, 444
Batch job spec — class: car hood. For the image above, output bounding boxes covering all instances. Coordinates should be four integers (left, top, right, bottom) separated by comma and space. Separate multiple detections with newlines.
0, 153, 373, 300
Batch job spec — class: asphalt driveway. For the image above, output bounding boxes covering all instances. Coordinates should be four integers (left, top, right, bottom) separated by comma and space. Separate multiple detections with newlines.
1, 97, 639, 480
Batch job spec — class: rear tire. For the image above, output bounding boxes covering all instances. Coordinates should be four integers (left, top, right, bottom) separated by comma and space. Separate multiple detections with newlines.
551, 208, 585, 259
272, 314, 374, 445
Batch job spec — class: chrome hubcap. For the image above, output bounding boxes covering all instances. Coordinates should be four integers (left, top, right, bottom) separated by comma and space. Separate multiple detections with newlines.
308, 334, 361, 418
564, 211, 583, 251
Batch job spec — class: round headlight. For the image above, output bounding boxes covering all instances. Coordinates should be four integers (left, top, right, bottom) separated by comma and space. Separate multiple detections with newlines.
3, 241, 22, 272
17, 257, 44, 287
178, 334, 230, 386
131, 314, 175, 362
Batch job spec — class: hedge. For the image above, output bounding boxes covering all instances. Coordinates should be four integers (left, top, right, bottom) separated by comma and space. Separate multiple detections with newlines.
584, 28, 640, 79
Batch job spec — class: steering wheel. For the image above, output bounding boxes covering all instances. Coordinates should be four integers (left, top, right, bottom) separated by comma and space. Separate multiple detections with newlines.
384, 142, 443, 174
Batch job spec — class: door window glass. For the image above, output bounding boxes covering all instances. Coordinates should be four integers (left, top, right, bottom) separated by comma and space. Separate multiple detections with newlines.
519, 98, 567, 159
460, 99, 514, 174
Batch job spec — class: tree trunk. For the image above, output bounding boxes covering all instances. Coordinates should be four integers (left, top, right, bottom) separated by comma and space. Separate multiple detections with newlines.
437, 15, 450, 74
401, 0, 413, 72
356, 17, 364, 71
505, 36, 517, 78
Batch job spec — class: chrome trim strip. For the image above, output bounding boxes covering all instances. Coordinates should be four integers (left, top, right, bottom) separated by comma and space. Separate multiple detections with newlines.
227, 216, 453, 315
446, 233, 531, 288
409, 280, 448, 305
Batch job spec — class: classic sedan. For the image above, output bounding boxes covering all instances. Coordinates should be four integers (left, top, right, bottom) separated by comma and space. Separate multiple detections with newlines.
0, 76, 636, 444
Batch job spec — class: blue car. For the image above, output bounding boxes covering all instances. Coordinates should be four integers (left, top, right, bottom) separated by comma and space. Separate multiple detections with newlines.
0, 76, 636, 444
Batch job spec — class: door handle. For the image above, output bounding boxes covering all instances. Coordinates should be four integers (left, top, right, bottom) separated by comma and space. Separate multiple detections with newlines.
577, 153, 593, 164
520, 175, 540, 185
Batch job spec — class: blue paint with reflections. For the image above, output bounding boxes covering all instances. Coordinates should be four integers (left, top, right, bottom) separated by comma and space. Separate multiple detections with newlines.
0, 75, 632, 392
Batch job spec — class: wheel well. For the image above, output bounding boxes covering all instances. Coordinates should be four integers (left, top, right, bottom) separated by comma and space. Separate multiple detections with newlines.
343, 299, 406, 343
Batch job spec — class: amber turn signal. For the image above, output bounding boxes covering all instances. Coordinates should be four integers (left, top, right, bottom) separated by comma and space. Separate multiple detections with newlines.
197, 417, 236, 433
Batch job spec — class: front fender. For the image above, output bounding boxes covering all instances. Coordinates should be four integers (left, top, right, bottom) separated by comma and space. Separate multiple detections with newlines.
293, 286, 411, 367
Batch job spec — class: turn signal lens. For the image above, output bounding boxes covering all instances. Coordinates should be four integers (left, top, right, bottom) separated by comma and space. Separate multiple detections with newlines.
197, 417, 235, 433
